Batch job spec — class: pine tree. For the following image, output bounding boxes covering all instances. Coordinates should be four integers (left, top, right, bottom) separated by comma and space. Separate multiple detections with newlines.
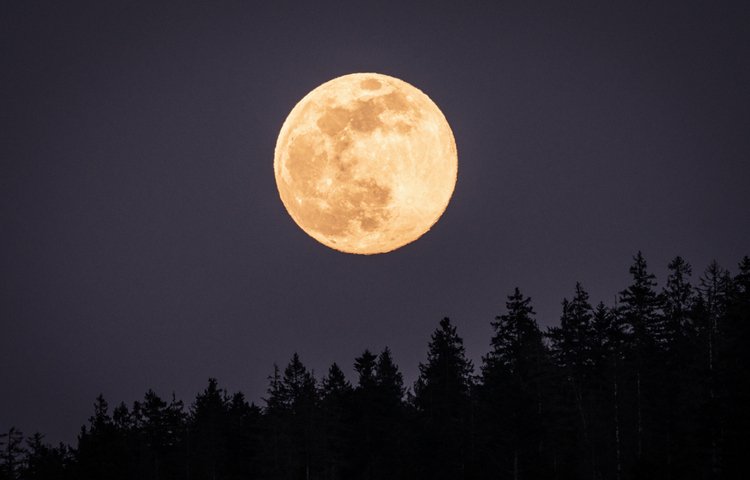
619, 252, 664, 347
695, 261, 733, 478
663, 256, 695, 347
735, 256, 750, 295
111, 402, 133, 433
721, 257, 750, 477
591, 302, 623, 371
354, 350, 377, 391
262, 364, 289, 479
131, 390, 186, 479
590, 302, 625, 480
414, 317, 474, 480
0, 427, 24, 480
660, 256, 698, 477
480, 288, 550, 480
75, 395, 133, 480
548, 283, 595, 373
375, 347, 404, 406
225, 392, 261, 480
281, 353, 319, 480
617, 252, 664, 471
264, 365, 285, 414
321, 363, 351, 401
320, 363, 352, 480
21, 433, 72, 480
350, 349, 380, 480
373, 348, 407, 478
260, 355, 320, 479
547, 283, 597, 479
190, 378, 229, 480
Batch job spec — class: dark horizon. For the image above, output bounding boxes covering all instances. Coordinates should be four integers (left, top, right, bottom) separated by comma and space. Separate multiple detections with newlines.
2, 255, 749, 479
2, 0, 749, 452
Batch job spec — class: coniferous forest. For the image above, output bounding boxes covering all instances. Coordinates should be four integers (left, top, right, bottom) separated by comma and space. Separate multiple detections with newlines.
2, 253, 749, 480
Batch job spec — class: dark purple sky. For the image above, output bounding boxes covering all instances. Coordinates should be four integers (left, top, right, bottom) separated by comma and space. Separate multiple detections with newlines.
2, 1, 748, 444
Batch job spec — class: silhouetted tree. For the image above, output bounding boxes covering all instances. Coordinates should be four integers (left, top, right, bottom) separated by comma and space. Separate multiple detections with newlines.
721, 257, 750, 477
349, 349, 379, 480
372, 348, 407, 478
415, 317, 474, 480
695, 261, 733, 478
6, 252, 750, 480
281, 353, 319, 480
590, 301, 626, 480
661, 256, 698, 478
262, 364, 289, 479
479, 288, 551, 480
616, 252, 664, 474
0, 427, 25, 480
259, 354, 320, 479
132, 390, 186, 479
19, 433, 72, 480
619, 252, 664, 346
225, 393, 261, 480
375, 348, 404, 407
663, 256, 695, 347
547, 283, 597, 478
190, 378, 229, 480
76, 395, 133, 480
320, 363, 352, 480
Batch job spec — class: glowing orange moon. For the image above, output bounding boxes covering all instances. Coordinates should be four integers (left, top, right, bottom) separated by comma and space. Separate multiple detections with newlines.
274, 73, 457, 254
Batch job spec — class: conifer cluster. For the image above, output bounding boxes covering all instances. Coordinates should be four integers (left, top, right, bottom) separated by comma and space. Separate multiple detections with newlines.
2, 253, 749, 480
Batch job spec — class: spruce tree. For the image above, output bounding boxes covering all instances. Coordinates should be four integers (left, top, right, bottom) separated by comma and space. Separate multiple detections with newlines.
190, 378, 229, 480
480, 288, 550, 479
414, 317, 474, 480
548, 282, 595, 373
225, 392, 261, 480
350, 349, 381, 480
354, 350, 377, 390
590, 302, 625, 480
20, 433, 72, 480
132, 390, 186, 479
619, 252, 664, 347
695, 261, 733, 477
373, 348, 407, 478
375, 347, 404, 406
722, 257, 750, 477
547, 283, 596, 479
320, 363, 352, 480
663, 256, 695, 347
76, 395, 131, 480
280, 353, 319, 480
617, 252, 664, 471
0, 428, 24, 480
321, 363, 351, 401
661, 256, 697, 477
262, 365, 289, 478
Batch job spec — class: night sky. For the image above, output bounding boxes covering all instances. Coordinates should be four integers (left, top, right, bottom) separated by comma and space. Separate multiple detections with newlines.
2, 1, 748, 445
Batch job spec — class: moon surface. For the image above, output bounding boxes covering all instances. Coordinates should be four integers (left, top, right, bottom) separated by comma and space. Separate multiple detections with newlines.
274, 73, 457, 254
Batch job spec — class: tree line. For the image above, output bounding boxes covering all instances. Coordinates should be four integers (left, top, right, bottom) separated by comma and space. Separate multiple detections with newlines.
2, 253, 749, 480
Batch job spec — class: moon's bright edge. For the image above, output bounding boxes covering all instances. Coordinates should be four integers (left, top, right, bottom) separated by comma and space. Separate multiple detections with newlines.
274, 73, 457, 255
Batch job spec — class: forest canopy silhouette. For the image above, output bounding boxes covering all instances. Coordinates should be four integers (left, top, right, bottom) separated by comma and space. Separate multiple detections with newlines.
2, 253, 749, 480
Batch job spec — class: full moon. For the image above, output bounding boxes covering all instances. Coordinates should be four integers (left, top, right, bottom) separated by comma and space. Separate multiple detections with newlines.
274, 73, 457, 254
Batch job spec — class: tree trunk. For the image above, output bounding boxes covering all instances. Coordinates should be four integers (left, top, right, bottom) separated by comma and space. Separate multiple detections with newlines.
614, 375, 622, 480
575, 385, 593, 480
636, 370, 642, 460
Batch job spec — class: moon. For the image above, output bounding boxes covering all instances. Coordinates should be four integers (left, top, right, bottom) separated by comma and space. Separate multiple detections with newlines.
274, 73, 457, 254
